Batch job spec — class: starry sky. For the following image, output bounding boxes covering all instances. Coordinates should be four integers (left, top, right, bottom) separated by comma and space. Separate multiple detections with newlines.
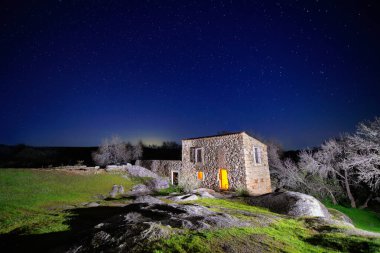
1, 1, 379, 149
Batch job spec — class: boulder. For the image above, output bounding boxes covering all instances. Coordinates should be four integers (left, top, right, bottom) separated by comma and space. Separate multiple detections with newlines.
169, 194, 199, 202
125, 165, 160, 179
86, 202, 101, 207
124, 184, 152, 196
134, 195, 164, 204
67, 203, 250, 252
109, 184, 120, 198
246, 191, 331, 218
199, 192, 215, 199
192, 188, 222, 198
105, 165, 126, 172
118, 185, 125, 194
145, 178, 170, 191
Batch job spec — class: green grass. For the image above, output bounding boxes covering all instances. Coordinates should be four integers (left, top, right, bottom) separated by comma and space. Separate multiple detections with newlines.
149, 218, 380, 253
324, 202, 380, 233
148, 200, 380, 253
154, 185, 183, 196
0, 169, 138, 234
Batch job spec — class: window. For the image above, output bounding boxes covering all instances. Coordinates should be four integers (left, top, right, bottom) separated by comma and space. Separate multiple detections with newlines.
195, 148, 203, 163
253, 146, 262, 165
190, 147, 204, 164
190, 147, 195, 163
197, 171, 204, 180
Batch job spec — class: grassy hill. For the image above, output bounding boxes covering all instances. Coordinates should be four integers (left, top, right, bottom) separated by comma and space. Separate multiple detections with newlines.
0, 169, 379, 252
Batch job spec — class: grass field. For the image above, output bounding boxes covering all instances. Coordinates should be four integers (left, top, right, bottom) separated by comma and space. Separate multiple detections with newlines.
324, 202, 380, 233
0, 169, 137, 234
148, 198, 380, 253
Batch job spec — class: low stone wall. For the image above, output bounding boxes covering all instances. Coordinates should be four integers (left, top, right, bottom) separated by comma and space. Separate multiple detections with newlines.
135, 160, 182, 177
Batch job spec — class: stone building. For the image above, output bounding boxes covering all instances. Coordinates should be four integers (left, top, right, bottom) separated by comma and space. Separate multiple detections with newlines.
136, 131, 271, 195
181, 132, 271, 195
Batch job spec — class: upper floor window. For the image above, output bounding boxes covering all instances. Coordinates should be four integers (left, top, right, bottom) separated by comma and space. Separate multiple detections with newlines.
253, 146, 262, 165
190, 147, 203, 163
195, 148, 203, 163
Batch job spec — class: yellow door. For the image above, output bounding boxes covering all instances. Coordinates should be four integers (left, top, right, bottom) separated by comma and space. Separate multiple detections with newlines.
219, 169, 229, 190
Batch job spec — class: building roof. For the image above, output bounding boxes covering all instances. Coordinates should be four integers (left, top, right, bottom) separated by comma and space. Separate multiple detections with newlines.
182, 131, 252, 141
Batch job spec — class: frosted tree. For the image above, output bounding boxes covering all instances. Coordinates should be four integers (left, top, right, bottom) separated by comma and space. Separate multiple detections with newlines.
304, 139, 357, 207
345, 118, 380, 207
93, 136, 131, 166
298, 150, 343, 205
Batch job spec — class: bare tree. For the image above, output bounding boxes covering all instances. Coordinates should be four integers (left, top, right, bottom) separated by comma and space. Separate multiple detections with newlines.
346, 118, 380, 191
303, 139, 357, 207
298, 150, 343, 205
132, 141, 144, 160
266, 142, 338, 203
267, 141, 285, 189
93, 136, 131, 166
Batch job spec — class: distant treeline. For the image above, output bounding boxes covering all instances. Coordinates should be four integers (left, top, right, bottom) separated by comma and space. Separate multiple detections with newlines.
0, 142, 182, 168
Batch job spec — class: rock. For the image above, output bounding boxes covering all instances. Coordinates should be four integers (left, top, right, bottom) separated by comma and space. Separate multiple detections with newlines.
67, 203, 250, 252
169, 194, 199, 202
86, 202, 101, 207
328, 208, 353, 225
192, 188, 216, 194
200, 192, 215, 199
109, 184, 120, 198
125, 165, 160, 179
118, 185, 125, 194
124, 184, 152, 196
192, 188, 223, 198
145, 178, 170, 191
246, 191, 331, 218
132, 184, 150, 192
105, 165, 126, 172
134, 195, 164, 204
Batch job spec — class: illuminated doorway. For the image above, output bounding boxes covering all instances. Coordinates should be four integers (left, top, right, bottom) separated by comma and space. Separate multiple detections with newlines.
219, 169, 229, 190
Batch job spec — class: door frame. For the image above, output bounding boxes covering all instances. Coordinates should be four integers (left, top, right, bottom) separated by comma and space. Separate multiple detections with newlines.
171, 170, 179, 185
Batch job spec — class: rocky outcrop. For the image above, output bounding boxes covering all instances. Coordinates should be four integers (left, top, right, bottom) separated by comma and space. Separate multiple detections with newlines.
133, 195, 164, 204
125, 165, 160, 179
168, 194, 199, 202
145, 178, 170, 191
124, 184, 153, 196
246, 191, 331, 218
67, 203, 249, 252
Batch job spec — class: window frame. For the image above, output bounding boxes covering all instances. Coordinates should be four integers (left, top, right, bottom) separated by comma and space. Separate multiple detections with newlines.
253, 146, 262, 165
195, 147, 204, 164
197, 171, 204, 181
171, 170, 179, 185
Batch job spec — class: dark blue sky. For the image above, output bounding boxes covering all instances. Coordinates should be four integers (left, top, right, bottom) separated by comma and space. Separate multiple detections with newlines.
1, 1, 379, 149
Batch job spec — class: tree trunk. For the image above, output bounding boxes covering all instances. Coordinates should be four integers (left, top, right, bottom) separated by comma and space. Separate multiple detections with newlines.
344, 170, 356, 208
328, 190, 338, 205
359, 194, 372, 209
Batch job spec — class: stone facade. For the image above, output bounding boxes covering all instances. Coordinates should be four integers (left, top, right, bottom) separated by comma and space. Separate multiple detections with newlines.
181, 132, 271, 195
136, 132, 271, 195
135, 160, 182, 178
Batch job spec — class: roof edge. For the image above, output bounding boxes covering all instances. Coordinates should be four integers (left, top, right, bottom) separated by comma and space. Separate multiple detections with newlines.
182, 131, 248, 141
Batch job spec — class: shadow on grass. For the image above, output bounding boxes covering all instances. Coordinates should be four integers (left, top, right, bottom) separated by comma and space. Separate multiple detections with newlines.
0, 206, 127, 253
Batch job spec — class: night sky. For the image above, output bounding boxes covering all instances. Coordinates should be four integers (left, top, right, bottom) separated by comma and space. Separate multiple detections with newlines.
1, 1, 380, 149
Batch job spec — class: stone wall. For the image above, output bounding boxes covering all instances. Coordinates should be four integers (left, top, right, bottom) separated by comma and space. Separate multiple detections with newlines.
242, 134, 272, 195
135, 160, 182, 177
181, 133, 247, 192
